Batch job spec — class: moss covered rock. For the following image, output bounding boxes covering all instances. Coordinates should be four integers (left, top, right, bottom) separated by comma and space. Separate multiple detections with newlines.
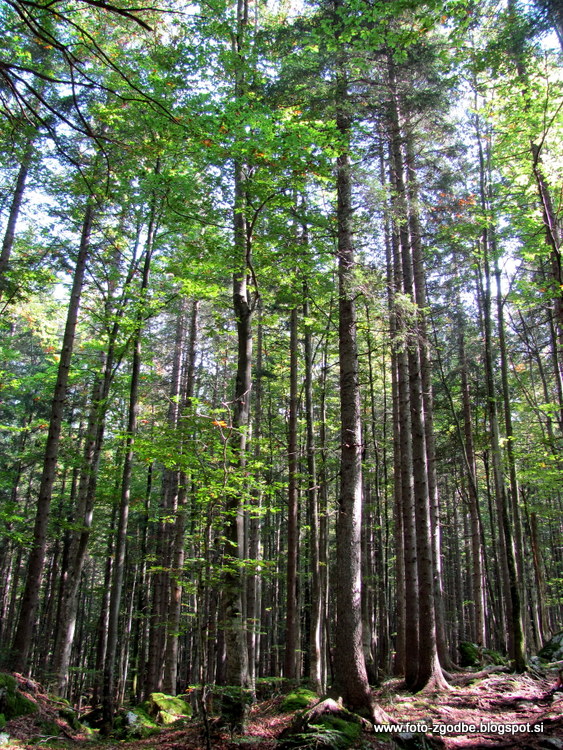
57, 706, 80, 731
278, 725, 356, 749
38, 718, 62, 736
538, 631, 563, 662
278, 697, 369, 750
281, 688, 319, 712
0, 673, 37, 720
459, 642, 480, 667
113, 706, 160, 739
458, 642, 507, 668
142, 692, 192, 725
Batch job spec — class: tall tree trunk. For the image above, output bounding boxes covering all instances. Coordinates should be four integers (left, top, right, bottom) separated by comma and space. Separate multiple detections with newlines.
162, 299, 199, 694
474, 112, 525, 670
0, 138, 34, 281
458, 322, 486, 647
246, 305, 263, 689
284, 305, 299, 681
304, 287, 323, 693
221, 159, 252, 692
387, 83, 419, 689
403, 221, 445, 692
7, 201, 94, 674
146, 306, 187, 696
528, 509, 551, 644
405, 133, 450, 674
332, 43, 375, 717
387, 60, 446, 691
220, 0, 254, 699
493, 252, 527, 658
102, 206, 155, 726
131, 463, 153, 702
50, 246, 139, 696
381, 135, 406, 678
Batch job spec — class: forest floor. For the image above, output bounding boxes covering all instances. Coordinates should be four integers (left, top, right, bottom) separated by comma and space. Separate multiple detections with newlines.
3, 669, 563, 750
373, 669, 563, 748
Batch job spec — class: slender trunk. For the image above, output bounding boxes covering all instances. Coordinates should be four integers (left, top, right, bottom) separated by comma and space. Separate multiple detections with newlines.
529, 509, 551, 643
459, 324, 486, 646
0, 138, 34, 280
52, 224, 140, 696
247, 306, 263, 689
388, 61, 445, 690
304, 288, 323, 693
102, 208, 155, 726
387, 66, 418, 687
8, 201, 93, 674
221, 0, 253, 696
319, 341, 330, 691
381, 135, 406, 678
163, 300, 199, 694
51, 339, 118, 694
474, 111, 525, 669
131, 463, 153, 702
493, 253, 526, 666
402, 215, 445, 692
147, 307, 187, 696
222, 157, 252, 691
405, 134, 450, 673
92, 504, 115, 707
284, 305, 299, 681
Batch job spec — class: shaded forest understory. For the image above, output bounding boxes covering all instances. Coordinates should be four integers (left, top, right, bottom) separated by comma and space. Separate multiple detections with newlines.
2, 668, 563, 749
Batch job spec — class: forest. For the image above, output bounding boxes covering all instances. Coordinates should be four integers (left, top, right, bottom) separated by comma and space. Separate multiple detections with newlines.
0, 0, 562, 747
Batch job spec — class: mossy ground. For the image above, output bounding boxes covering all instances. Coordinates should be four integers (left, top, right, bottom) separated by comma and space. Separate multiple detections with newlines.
142, 692, 192, 725
0, 673, 37, 721
0, 674, 88, 747
458, 641, 507, 668
113, 705, 160, 739
280, 689, 319, 712
538, 630, 563, 662
3, 672, 563, 749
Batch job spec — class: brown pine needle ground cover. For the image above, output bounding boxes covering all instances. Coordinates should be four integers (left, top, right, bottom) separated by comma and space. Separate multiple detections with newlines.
3, 671, 563, 749
371, 670, 563, 749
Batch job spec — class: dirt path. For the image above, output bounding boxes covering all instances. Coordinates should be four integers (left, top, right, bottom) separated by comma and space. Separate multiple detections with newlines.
374, 672, 563, 748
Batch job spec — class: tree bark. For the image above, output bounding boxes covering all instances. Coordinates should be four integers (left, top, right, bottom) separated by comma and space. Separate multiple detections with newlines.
162, 299, 199, 694
0, 138, 34, 281
102, 204, 155, 726
220, 0, 254, 697
7, 201, 93, 674
474, 112, 526, 670
221, 156, 252, 692
304, 287, 323, 693
405, 133, 451, 674
458, 321, 486, 647
333, 47, 374, 717
246, 304, 263, 689
284, 304, 299, 681
146, 306, 187, 696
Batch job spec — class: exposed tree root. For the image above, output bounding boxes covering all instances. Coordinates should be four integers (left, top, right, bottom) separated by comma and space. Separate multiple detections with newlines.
298, 698, 370, 730
281, 696, 394, 736
415, 674, 453, 695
